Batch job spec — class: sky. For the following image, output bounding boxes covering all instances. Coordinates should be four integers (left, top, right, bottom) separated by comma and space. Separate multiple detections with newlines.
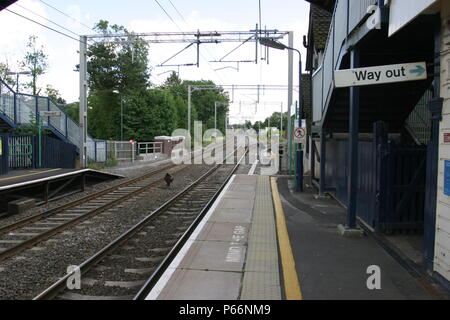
0, 0, 310, 124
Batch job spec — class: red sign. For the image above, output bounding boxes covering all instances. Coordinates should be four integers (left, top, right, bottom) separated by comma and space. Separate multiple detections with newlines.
293, 128, 306, 140
445, 133, 450, 144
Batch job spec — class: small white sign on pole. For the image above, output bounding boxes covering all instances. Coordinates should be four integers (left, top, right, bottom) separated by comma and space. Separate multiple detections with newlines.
41, 111, 62, 117
334, 62, 427, 88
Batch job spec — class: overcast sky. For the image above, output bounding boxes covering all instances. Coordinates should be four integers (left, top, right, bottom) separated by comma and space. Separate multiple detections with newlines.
0, 0, 310, 123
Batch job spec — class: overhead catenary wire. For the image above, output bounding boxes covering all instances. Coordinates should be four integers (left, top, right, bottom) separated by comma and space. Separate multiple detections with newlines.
5, 9, 81, 43
38, 0, 95, 33
161, 1, 263, 104
153, 0, 229, 85
154, 0, 184, 31
14, 3, 80, 38
168, 0, 189, 25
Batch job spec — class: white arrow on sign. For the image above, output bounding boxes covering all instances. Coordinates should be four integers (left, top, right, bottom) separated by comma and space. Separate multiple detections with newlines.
334, 62, 427, 88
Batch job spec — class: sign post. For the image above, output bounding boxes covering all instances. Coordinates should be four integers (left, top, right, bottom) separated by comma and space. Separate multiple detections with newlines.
334, 62, 427, 88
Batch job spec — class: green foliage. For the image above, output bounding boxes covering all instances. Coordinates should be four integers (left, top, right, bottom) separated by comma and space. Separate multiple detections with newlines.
20, 36, 48, 95
87, 20, 150, 141
85, 20, 230, 143
61, 103, 79, 122
0, 62, 15, 87
45, 85, 66, 104
262, 112, 289, 131
14, 111, 39, 135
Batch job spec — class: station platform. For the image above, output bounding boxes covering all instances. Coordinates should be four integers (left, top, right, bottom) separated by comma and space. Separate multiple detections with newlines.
0, 168, 122, 190
0, 169, 123, 212
147, 174, 291, 300
146, 173, 449, 300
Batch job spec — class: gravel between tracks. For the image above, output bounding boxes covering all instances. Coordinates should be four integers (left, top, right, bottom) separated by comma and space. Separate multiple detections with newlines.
0, 159, 175, 229
56, 165, 237, 298
0, 164, 213, 300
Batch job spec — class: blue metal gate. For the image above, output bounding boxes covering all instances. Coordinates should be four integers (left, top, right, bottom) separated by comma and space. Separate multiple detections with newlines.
41, 135, 76, 169
324, 121, 427, 233
0, 136, 8, 175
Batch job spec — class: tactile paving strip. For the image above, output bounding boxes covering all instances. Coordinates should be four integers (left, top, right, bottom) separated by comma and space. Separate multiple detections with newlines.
240, 176, 281, 300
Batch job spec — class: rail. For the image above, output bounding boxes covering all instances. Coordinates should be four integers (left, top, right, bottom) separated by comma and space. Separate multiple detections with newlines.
34, 147, 246, 300
0, 163, 180, 262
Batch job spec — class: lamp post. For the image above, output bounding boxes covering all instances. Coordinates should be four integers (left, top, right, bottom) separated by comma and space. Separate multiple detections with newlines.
260, 37, 303, 192
5, 71, 31, 92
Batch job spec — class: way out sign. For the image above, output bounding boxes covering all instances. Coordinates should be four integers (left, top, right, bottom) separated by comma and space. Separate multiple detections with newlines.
334, 62, 427, 88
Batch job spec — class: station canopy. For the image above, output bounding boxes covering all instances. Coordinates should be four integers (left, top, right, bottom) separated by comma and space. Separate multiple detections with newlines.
304, 0, 335, 12
0, 0, 17, 11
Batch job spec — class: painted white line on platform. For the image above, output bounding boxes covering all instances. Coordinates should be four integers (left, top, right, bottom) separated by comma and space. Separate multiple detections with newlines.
145, 174, 237, 300
248, 160, 259, 175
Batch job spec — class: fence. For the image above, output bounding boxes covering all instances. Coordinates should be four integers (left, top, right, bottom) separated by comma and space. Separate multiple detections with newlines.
0, 77, 107, 164
8, 135, 35, 169
0, 136, 8, 175
324, 121, 426, 233
107, 141, 136, 162
0, 134, 77, 175
41, 135, 77, 169
138, 142, 163, 155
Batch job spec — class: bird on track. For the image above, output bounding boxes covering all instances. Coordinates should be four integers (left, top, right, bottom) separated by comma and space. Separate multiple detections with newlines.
164, 173, 174, 187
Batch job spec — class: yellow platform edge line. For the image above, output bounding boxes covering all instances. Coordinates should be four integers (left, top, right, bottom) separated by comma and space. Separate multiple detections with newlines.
0, 168, 61, 182
270, 177, 303, 300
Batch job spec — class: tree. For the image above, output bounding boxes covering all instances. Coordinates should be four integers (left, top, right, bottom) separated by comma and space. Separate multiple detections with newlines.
62, 103, 79, 122
20, 36, 48, 95
180, 80, 229, 134
0, 62, 15, 87
86, 20, 150, 140
45, 85, 66, 104
263, 112, 289, 132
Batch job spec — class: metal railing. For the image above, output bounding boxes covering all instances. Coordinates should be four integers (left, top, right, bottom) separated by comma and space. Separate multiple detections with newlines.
138, 142, 163, 155
405, 89, 432, 145
312, 0, 378, 123
0, 77, 107, 163
107, 141, 136, 162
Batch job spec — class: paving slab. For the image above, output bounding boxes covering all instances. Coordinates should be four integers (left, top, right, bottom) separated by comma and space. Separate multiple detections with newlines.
179, 241, 246, 272
197, 222, 250, 243
150, 174, 282, 300
158, 269, 242, 300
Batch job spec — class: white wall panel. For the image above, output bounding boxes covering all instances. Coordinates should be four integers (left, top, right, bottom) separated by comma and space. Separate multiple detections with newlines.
389, 0, 438, 37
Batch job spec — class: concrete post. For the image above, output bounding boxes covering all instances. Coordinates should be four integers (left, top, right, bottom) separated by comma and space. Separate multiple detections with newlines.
79, 36, 88, 168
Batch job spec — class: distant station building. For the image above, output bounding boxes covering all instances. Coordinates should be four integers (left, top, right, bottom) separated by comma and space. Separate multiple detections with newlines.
305, 0, 450, 290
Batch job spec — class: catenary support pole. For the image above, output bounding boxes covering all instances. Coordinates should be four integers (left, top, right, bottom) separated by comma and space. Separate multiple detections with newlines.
188, 85, 192, 137
79, 36, 88, 168
347, 48, 360, 229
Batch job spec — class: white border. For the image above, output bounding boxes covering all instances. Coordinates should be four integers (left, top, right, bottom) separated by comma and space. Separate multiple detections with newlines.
0, 169, 123, 191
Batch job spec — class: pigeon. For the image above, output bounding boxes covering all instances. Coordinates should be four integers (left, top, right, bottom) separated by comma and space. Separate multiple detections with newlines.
164, 173, 174, 187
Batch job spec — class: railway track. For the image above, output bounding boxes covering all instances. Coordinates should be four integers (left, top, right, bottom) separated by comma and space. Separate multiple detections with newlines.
34, 149, 246, 300
0, 163, 189, 262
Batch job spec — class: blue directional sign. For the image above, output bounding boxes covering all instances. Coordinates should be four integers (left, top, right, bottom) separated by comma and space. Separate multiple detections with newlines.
445, 160, 450, 196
